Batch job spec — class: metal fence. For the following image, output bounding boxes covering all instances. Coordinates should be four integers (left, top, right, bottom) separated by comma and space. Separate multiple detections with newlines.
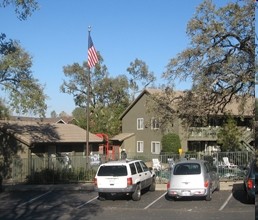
1, 151, 255, 184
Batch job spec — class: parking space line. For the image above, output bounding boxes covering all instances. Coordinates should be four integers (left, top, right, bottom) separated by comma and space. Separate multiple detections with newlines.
144, 192, 167, 210
76, 196, 98, 209
18, 191, 52, 207
219, 192, 232, 211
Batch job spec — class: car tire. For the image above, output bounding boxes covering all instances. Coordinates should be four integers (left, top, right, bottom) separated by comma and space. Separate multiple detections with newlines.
205, 188, 212, 201
98, 192, 106, 201
246, 193, 255, 204
132, 184, 141, 201
216, 181, 220, 191
149, 178, 156, 192
165, 193, 174, 201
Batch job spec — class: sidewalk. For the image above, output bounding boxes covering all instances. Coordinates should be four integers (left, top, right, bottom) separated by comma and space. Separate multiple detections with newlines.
2, 180, 243, 192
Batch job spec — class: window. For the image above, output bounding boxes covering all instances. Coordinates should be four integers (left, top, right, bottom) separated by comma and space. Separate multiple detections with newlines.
151, 141, 160, 154
135, 162, 143, 173
140, 161, 149, 172
97, 165, 127, 176
173, 163, 201, 175
151, 117, 160, 130
137, 118, 144, 130
129, 163, 137, 175
137, 141, 144, 153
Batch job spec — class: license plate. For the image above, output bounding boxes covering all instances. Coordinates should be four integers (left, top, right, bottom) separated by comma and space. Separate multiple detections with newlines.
108, 179, 115, 184
182, 191, 191, 196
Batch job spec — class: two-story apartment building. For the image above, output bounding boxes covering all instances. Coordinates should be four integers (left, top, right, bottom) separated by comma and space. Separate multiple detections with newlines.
117, 88, 254, 158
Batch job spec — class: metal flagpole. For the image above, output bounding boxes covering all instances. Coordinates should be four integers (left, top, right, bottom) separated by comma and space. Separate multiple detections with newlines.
86, 26, 98, 164
86, 26, 91, 159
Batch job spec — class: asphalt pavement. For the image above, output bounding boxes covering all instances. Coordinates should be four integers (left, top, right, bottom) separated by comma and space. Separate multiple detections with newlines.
2, 180, 242, 192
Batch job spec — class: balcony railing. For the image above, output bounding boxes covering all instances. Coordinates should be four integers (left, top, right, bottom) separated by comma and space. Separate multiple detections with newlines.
188, 127, 219, 141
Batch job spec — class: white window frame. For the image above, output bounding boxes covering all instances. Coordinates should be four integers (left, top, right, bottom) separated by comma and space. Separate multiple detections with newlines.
151, 141, 160, 154
151, 117, 160, 130
137, 141, 144, 153
137, 118, 144, 130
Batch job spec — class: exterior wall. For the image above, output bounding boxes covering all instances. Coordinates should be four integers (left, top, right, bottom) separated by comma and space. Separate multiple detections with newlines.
121, 91, 254, 156
122, 135, 136, 155
122, 93, 183, 156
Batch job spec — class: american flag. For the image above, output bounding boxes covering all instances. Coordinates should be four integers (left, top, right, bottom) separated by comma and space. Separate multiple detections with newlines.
88, 33, 98, 68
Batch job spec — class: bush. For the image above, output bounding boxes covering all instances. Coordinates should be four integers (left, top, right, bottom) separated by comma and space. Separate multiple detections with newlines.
26, 168, 96, 184
161, 133, 181, 153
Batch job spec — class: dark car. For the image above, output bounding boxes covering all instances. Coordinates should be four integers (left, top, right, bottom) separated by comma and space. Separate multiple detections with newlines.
243, 159, 258, 203
0, 175, 2, 192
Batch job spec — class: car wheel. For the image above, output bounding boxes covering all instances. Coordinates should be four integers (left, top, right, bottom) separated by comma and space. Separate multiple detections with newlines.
149, 178, 156, 192
165, 193, 174, 201
216, 181, 220, 191
98, 192, 106, 201
132, 184, 141, 201
205, 188, 212, 201
246, 192, 255, 204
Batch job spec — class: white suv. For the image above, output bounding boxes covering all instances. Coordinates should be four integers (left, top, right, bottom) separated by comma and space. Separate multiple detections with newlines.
94, 159, 156, 201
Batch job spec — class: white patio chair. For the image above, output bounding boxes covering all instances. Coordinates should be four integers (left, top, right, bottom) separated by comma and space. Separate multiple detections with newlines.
152, 158, 162, 171
222, 157, 238, 169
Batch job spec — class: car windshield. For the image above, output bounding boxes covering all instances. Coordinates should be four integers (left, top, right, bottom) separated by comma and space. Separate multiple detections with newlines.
173, 163, 201, 175
97, 165, 128, 176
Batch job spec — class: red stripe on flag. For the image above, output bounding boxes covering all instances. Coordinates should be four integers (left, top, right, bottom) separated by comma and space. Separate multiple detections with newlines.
88, 33, 99, 69
88, 46, 98, 68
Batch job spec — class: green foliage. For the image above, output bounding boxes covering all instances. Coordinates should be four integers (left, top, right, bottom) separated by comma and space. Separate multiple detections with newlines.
162, 0, 255, 125
0, 0, 39, 20
161, 133, 181, 153
217, 117, 241, 151
61, 55, 130, 136
0, 1, 46, 117
0, 34, 47, 118
26, 168, 96, 184
255, 98, 258, 121
127, 58, 156, 99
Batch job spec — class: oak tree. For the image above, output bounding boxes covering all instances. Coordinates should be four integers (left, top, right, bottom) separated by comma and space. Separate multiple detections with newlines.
161, 0, 255, 125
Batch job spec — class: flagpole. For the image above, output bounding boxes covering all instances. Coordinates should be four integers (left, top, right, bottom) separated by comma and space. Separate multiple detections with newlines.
86, 26, 91, 159
86, 26, 98, 163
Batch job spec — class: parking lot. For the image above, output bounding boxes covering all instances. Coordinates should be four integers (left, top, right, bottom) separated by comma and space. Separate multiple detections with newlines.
0, 182, 255, 220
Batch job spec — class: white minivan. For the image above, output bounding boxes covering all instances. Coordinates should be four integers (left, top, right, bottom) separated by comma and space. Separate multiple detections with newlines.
94, 159, 156, 201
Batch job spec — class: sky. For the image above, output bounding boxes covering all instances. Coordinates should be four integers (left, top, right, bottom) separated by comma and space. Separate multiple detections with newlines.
0, 0, 240, 117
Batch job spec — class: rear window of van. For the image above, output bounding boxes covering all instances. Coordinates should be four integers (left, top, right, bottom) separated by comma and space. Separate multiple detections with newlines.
97, 165, 127, 176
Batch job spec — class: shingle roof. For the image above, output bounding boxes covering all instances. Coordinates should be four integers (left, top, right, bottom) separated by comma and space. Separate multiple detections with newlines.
0, 120, 103, 146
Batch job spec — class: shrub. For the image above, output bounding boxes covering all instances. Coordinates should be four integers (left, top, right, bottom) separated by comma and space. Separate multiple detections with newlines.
161, 133, 181, 153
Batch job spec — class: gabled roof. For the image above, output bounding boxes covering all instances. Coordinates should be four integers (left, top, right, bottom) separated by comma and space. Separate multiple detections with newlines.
0, 120, 103, 146
119, 88, 254, 120
119, 88, 161, 120
10, 116, 77, 124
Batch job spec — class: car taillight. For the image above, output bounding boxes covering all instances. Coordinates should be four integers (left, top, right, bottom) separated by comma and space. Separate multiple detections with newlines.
247, 179, 253, 189
204, 180, 209, 188
167, 182, 170, 189
127, 177, 133, 186
94, 178, 97, 186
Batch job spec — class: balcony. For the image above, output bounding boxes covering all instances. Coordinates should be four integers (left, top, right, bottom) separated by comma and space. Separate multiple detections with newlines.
188, 127, 219, 141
